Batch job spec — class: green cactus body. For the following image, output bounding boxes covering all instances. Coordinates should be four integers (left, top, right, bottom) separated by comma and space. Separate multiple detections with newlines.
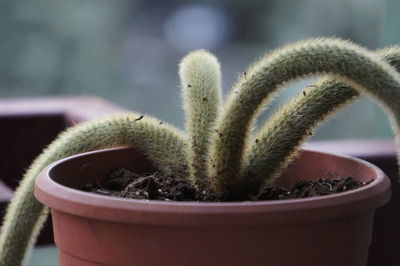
0, 113, 186, 266
240, 79, 359, 197
209, 38, 400, 198
179, 50, 222, 189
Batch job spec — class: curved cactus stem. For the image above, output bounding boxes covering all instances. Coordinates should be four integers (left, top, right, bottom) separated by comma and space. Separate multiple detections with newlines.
179, 50, 222, 189
208, 38, 400, 199
240, 47, 400, 196
0, 113, 187, 266
240, 79, 358, 196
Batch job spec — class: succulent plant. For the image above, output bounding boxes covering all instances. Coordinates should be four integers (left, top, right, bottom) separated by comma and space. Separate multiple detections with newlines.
2, 38, 400, 265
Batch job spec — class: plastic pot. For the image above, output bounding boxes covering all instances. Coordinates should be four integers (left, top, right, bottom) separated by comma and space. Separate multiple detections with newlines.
34, 147, 390, 266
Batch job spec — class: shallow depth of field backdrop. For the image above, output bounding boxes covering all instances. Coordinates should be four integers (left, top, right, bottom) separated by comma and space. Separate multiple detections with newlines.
1, 0, 399, 264
3, 0, 400, 139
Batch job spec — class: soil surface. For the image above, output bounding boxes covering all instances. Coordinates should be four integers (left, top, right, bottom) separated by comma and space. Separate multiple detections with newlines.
84, 168, 372, 201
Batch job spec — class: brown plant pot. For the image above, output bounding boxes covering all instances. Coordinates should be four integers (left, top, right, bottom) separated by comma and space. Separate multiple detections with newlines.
34, 147, 390, 266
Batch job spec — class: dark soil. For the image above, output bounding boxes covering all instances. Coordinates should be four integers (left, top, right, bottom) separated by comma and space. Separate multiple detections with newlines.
84, 168, 372, 202
257, 177, 372, 200
84, 169, 212, 201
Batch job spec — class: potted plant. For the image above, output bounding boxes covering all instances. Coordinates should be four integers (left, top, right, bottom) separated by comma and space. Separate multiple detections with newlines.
1, 37, 400, 266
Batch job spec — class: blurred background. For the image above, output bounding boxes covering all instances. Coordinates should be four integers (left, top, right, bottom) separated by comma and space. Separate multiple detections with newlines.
1, 0, 399, 142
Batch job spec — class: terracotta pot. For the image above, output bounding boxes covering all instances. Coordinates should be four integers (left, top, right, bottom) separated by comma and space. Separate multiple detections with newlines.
34, 147, 390, 266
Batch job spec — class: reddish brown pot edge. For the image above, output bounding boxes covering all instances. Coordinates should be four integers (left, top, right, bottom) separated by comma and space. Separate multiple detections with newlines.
34, 147, 391, 227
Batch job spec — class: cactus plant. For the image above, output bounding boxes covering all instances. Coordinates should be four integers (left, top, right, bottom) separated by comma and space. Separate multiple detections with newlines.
2, 38, 400, 265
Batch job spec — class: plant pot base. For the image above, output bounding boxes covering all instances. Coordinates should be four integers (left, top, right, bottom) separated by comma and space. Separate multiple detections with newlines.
59, 250, 100, 266
54, 211, 372, 266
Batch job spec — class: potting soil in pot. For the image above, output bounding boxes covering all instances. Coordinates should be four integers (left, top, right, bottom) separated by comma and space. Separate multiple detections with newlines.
83, 168, 372, 201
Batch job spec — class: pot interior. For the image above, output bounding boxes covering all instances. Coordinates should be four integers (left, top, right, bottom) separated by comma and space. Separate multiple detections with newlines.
276, 149, 376, 187
49, 147, 154, 190
49, 147, 378, 191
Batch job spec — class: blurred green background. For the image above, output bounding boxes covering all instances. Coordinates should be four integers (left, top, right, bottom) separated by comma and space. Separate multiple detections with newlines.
2, 0, 399, 264
2, 0, 400, 141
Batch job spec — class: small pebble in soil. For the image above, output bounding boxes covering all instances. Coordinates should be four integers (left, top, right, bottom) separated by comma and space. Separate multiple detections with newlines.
83, 169, 372, 202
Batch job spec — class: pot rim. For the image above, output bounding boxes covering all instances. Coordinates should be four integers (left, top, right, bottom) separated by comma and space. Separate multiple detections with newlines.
34, 147, 391, 225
